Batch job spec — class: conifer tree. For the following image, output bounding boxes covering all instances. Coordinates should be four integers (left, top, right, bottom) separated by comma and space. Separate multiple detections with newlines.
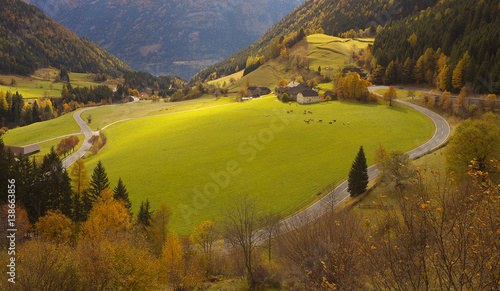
113, 178, 132, 216
384, 61, 397, 85
137, 199, 154, 228
347, 146, 369, 197
88, 160, 110, 204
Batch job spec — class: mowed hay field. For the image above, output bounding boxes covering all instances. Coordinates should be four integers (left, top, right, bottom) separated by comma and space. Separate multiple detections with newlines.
85, 97, 434, 235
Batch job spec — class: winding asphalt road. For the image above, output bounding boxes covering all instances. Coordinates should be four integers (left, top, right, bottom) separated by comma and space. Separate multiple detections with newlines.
253, 85, 451, 241
61, 97, 139, 169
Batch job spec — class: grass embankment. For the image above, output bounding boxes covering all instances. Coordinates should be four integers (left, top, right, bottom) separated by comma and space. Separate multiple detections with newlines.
0, 68, 120, 99
82, 94, 235, 131
374, 88, 427, 102
2, 112, 79, 146
85, 97, 434, 235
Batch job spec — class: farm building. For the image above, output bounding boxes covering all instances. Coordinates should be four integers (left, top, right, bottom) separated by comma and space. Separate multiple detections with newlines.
4, 144, 41, 156
297, 89, 320, 104
247, 87, 271, 97
342, 67, 367, 79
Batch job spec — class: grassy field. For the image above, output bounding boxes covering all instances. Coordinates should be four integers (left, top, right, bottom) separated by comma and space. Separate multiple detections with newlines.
2, 112, 79, 146
306, 34, 373, 72
0, 68, 120, 99
82, 95, 235, 131
85, 97, 434, 235
208, 70, 244, 87
374, 88, 427, 102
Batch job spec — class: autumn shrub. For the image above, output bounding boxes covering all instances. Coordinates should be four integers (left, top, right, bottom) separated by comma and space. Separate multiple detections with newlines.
34, 209, 73, 243
14, 239, 79, 290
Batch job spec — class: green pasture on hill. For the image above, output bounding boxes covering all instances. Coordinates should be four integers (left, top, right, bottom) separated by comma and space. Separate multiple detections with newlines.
85, 97, 434, 235
2, 112, 79, 146
0, 69, 118, 99
82, 95, 235, 131
218, 34, 372, 93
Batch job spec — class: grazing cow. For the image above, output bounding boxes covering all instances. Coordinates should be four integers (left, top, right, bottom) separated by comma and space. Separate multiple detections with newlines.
287, 111, 289, 114
304, 120, 310, 124
303, 112, 306, 114
318, 120, 322, 123
310, 118, 314, 121
343, 123, 345, 125
333, 120, 336, 122
347, 122, 350, 125
290, 110, 293, 113
329, 122, 332, 124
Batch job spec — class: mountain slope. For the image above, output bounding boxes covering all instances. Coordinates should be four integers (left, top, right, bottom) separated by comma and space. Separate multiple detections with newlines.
24, 0, 303, 79
372, 0, 500, 93
191, 0, 439, 83
0, 0, 132, 76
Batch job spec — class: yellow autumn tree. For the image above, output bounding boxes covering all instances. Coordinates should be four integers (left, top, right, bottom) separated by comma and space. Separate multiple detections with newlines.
82, 188, 131, 241
191, 220, 221, 255
34, 209, 73, 243
383, 86, 398, 107
147, 201, 172, 256
160, 232, 203, 290
452, 51, 470, 90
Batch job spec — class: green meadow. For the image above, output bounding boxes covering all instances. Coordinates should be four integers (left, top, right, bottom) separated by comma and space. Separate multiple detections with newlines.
82, 95, 234, 131
305, 34, 374, 71
85, 97, 434, 235
2, 112, 80, 146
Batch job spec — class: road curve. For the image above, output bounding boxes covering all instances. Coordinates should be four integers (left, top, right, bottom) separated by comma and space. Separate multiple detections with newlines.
254, 85, 451, 242
61, 107, 97, 169
62, 97, 139, 169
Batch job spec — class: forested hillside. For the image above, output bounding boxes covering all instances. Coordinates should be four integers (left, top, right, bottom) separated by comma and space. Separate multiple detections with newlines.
0, 0, 132, 76
372, 0, 500, 93
24, 0, 303, 79
191, 0, 439, 83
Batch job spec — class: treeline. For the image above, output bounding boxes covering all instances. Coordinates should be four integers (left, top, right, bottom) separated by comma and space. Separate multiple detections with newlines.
0, 0, 131, 76
123, 71, 186, 95
372, 0, 500, 93
190, 0, 438, 84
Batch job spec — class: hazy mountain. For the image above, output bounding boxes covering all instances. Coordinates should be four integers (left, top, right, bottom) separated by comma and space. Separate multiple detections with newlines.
24, 0, 303, 79
0, 0, 132, 76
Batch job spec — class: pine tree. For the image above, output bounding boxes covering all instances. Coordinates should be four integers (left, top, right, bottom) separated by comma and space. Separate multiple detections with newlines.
452, 51, 470, 91
384, 61, 397, 85
371, 65, 385, 85
88, 160, 110, 204
137, 199, 154, 228
113, 178, 132, 215
438, 64, 451, 92
347, 146, 369, 197
403, 57, 414, 83
32, 101, 41, 123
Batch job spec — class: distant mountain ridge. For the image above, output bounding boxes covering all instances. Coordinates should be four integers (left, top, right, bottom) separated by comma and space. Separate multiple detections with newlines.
24, 0, 303, 79
0, 0, 132, 76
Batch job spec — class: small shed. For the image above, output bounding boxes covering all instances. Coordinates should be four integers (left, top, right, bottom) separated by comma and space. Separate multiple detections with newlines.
4, 144, 42, 156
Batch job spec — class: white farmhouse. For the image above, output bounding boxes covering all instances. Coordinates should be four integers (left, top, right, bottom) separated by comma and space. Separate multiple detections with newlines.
297, 89, 320, 104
